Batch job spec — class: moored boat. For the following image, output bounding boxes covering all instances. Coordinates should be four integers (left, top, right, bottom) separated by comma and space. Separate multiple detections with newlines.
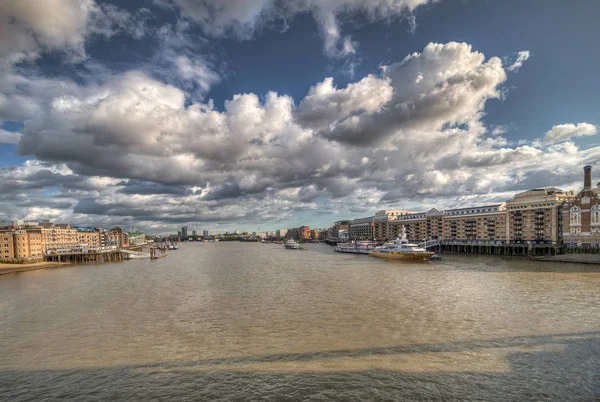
369, 227, 434, 262
334, 240, 379, 254
284, 240, 301, 249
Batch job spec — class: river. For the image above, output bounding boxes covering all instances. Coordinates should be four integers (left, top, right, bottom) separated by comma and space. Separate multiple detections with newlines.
0, 242, 599, 401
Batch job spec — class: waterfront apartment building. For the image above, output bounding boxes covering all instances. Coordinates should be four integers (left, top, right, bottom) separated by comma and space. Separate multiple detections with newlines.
39, 223, 78, 250
506, 187, 574, 245
391, 212, 428, 242
372, 210, 411, 240
1, 231, 15, 260
562, 165, 600, 248
76, 227, 101, 248
107, 227, 130, 248
286, 226, 310, 240
443, 204, 508, 242
332, 220, 350, 239
348, 216, 374, 240
0, 229, 43, 260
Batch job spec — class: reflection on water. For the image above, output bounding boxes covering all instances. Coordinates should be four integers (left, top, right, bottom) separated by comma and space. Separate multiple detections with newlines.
0, 243, 599, 400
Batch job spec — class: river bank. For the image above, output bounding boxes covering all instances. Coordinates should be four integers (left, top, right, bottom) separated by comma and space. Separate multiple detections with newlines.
0, 262, 67, 275
532, 253, 600, 265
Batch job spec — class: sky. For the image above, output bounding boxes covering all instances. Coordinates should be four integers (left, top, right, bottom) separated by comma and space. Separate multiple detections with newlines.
0, 0, 599, 234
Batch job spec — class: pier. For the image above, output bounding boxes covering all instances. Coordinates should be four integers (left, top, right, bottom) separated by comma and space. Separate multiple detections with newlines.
43, 250, 127, 264
431, 240, 560, 257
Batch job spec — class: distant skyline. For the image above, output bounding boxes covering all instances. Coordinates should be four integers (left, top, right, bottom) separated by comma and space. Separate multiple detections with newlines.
1, 0, 599, 234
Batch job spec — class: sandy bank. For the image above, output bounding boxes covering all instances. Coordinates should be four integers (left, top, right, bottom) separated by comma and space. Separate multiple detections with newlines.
0, 262, 67, 275
532, 254, 600, 265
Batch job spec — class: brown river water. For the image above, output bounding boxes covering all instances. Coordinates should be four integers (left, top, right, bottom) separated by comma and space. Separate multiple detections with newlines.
0, 242, 599, 401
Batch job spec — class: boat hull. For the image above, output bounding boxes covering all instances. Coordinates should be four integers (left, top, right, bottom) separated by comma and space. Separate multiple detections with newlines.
284, 245, 300, 249
369, 250, 434, 261
334, 247, 372, 254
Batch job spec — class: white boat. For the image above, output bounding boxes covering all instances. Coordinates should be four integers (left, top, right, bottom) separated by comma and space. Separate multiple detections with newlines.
284, 240, 301, 249
369, 227, 434, 262
334, 240, 379, 254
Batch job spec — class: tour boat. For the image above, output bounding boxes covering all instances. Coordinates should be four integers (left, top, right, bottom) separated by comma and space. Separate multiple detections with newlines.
334, 240, 379, 254
284, 240, 301, 249
369, 227, 434, 262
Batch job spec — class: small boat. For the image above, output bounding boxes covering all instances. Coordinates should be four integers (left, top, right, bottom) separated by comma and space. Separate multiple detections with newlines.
430, 254, 442, 261
334, 240, 379, 254
369, 227, 434, 262
284, 240, 301, 249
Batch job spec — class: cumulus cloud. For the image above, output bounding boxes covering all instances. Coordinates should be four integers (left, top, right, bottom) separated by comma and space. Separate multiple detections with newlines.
506, 50, 530, 72
544, 123, 598, 144
2, 41, 594, 232
0, 0, 149, 64
169, 0, 435, 57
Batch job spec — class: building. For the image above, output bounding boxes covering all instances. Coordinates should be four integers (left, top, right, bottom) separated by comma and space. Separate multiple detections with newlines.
443, 204, 508, 242
348, 216, 374, 240
75, 227, 101, 248
332, 220, 350, 239
391, 212, 428, 242
562, 165, 600, 248
373, 210, 411, 240
287, 226, 310, 240
192, 230, 198, 237
276, 229, 287, 238
310, 229, 321, 239
128, 230, 146, 246
108, 227, 130, 248
39, 223, 78, 251
1, 231, 15, 260
181, 226, 188, 239
506, 187, 574, 245
203, 230, 209, 237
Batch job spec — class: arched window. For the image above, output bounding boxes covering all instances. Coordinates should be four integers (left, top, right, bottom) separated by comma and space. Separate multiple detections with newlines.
570, 206, 582, 225
592, 205, 600, 225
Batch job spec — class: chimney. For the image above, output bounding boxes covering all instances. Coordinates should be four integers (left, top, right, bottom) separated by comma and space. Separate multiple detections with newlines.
584, 165, 592, 190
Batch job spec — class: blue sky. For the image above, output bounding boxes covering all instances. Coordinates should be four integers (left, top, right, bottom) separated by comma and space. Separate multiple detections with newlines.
1, 0, 599, 234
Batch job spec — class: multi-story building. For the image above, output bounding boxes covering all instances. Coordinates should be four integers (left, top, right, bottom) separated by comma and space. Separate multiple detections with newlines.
76, 227, 101, 248
192, 230, 198, 237
372, 210, 411, 240
1, 231, 15, 260
310, 229, 321, 239
392, 212, 428, 242
426, 209, 444, 240
506, 187, 574, 245
332, 220, 350, 239
443, 204, 508, 242
348, 216, 374, 240
39, 223, 78, 251
562, 165, 600, 248
106, 227, 130, 248
287, 226, 310, 240
203, 230, 209, 237
181, 226, 188, 238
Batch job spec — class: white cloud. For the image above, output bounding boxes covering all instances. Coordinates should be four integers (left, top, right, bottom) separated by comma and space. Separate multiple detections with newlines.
506, 50, 530, 72
170, 0, 435, 58
0, 128, 20, 144
4, 41, 593, 231
175, 55, 221, 93
544, 123, 598, 144
0, 0, 148, 64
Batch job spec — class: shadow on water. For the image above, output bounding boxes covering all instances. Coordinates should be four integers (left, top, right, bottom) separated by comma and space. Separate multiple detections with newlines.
431, 255, 600, 273
1, 331, 598, 401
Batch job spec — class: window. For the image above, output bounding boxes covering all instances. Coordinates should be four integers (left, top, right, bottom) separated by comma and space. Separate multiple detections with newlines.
592, 205, 600, 225
4, 250, 8, 254
570, 206, 582, 225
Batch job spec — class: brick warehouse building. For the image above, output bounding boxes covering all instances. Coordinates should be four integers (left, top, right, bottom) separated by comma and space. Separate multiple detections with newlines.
562, 165, 600, 248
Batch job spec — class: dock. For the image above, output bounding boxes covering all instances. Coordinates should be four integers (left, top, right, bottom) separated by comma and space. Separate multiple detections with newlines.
43, 250, 128, 264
